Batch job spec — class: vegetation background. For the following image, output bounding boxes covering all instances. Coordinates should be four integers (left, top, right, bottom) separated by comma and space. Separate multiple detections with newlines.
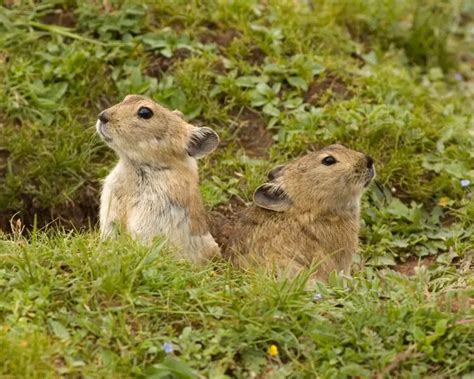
0, 0, 473, 377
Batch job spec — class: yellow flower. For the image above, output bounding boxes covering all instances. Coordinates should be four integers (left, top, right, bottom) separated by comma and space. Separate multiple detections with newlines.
268, 344, 279, 357
438, 197, 450, 207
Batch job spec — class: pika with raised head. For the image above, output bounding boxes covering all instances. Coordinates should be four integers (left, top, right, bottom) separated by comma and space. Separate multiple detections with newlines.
97, 95, 220, 263
224, 144, 375, 283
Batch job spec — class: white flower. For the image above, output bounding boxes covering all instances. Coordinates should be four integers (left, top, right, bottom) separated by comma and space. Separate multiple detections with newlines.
460, 179, 471, 188
313, 292, 323, 301
163, 342, 174, 354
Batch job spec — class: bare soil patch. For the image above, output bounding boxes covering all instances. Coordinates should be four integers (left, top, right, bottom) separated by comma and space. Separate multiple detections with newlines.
198, 22, 266, 65
0, 189, 98, 233
199, 27, 241, 48
304, 74, 351, 106
146, 48, 191, 77
245, 46, 266, 65
40, 9, 77, 28
211, 58, 228, 75
209, 197, 247, 249
231, 108, 273, 158
395, 256, 436, 276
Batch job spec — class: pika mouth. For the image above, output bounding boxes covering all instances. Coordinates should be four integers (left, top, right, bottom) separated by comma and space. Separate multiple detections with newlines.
364, 166, 376, 187
96, 120, 113, 143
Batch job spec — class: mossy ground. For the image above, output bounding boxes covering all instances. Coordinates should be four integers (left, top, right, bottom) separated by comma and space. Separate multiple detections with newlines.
0, 1, 473, 377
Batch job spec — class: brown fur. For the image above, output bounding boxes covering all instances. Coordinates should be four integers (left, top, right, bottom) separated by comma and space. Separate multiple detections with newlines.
223, 144, 375, 283
97, 95, 220, 263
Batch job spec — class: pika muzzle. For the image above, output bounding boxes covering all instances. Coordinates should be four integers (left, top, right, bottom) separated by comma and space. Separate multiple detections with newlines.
96, 110, 113, 142
364, 155, 375, 186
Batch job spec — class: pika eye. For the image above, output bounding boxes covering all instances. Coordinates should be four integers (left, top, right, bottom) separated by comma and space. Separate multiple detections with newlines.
137, 106, 153, 119
322, 155, 337, 166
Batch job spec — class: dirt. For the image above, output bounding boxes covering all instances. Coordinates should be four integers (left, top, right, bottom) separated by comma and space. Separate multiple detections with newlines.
443, 296, 474, 314
40, 9, 77, 28
441, 212, 458, 228
211, 58, 228, 75
197, 22, 266, 65
245, 46, 266, 65
0, 189, 99, 234
304, 74, 351, 106
208, 197, 247, 249
146, 47, 191, 77
199, 27, 241, 48
394, 256, 436, 276
232, 108, 274, 158
459, 11, 473, 27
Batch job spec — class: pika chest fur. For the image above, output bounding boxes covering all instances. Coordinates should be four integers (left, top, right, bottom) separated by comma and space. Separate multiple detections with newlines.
97, 95, 220, 263
224, 144, 375, 284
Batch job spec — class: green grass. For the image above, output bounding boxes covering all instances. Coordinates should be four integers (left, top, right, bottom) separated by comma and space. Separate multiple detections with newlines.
1, 232, 473, 378
0, 0, 473, 377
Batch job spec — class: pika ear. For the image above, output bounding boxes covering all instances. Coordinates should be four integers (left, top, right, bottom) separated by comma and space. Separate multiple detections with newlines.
253, 183, 292, 212
123, 94, 140, 102
172, 109, 185, 119
187, 127, 220, 159
267, 164, 286, 181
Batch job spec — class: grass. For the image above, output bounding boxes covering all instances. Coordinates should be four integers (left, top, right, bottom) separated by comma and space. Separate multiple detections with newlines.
1, 232, 472, 378
0, 0, 473, 377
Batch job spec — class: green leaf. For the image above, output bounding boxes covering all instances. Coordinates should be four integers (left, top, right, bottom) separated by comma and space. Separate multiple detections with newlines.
256, 82, 274, 97
386, 198, 412, 220
49, 320, 70, 340
146, 357, 198, 379
311, 63, 325, 75
362, 51, 378, 65
207, 306, 224, 319
142, 37, 169, 49
412, 326, 426, 342
340, 363, 371, 377
235, 76, 257, 88
263, 103, 280, 117
48, 82, 68, 102
434, 319, 448, 336
368, 254, 396, 266
287, 76, 308, 91
283, 97, 303, 109
160, 47, 173, 58
263, 63, 286, 74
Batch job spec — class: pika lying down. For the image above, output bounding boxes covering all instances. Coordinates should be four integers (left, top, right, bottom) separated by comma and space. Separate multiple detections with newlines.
97, 95, 220, 263
224, 144, 375, 283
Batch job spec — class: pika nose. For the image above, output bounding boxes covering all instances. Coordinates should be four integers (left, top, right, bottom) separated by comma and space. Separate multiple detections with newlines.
98, 111, 109, 123
366, 155, 374, 168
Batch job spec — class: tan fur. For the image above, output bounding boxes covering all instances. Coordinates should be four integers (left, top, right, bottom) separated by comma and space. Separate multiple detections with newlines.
97, 95, 220, 263
224, 144, 375, 284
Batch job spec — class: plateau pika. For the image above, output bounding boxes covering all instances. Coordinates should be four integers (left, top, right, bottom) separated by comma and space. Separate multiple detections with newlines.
224, 144, 375, 283
97, 95, 220, 263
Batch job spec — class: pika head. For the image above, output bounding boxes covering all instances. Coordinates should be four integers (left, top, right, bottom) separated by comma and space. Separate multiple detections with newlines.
254, 144, 375, 214
96, 95, 219, 165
